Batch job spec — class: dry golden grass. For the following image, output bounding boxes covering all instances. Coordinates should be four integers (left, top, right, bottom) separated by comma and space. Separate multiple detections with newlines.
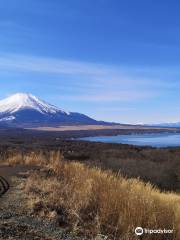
22, 152, 180, 240
6, 150, 64, 166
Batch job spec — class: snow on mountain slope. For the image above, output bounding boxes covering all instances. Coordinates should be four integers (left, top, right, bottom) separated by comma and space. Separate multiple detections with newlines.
0, 93, 69, 115
0, 116, 16, 122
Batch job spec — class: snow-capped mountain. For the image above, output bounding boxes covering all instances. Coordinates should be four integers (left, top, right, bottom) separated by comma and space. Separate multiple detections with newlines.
0, 93, 99, 127
0, 93, 69, 115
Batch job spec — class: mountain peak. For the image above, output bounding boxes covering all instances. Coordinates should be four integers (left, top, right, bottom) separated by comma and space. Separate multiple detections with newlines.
0, 93, 69, 115
11, 92, 34, 101
12, 92, 33, 97
0, 93, 98, 127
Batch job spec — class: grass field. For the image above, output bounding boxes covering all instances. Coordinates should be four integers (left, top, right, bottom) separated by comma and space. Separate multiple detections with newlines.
5, 149, 180, 240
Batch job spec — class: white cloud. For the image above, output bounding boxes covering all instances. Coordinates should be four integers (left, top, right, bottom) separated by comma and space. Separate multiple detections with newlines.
0, 54, 108, 76
57, 90, 158, 102
0, 53, 169, 102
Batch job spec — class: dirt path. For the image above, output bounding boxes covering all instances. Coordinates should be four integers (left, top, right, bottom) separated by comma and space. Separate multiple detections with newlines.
0, 165, 33, 198
0, 165, 36, 200
0, 165, 88, 240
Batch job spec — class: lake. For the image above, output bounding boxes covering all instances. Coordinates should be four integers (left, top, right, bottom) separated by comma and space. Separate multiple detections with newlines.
79, 132, 180, 147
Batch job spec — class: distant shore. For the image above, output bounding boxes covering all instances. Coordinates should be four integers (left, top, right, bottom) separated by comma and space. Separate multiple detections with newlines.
0, 125, 180, 141
27, 124, 178, 132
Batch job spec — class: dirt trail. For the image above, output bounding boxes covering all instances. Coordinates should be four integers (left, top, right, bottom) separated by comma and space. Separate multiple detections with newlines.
0, 165, 88, 240
0, 165, 32, 198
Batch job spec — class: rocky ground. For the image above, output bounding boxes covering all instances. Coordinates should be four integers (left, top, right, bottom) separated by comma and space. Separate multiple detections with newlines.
0, 166, 91, 240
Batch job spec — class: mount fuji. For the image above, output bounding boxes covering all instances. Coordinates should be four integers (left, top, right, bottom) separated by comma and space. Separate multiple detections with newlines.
0, 93, 101, 128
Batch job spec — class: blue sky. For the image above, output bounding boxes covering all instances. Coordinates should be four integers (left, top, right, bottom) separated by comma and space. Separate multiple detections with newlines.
1, 0, 180, 123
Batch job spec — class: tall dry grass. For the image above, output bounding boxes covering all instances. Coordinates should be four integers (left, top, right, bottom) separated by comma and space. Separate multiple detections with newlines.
23, 152, 180, 240
5, 149, 64, 166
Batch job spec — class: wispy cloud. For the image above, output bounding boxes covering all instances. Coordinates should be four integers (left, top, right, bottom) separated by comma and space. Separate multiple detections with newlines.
0, 54, 108, 76
57, 90, 158, 102
0, 53, 172, 102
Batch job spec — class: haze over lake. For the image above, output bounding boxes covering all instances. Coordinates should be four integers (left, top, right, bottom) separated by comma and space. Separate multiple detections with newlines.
80, 133, 180, 147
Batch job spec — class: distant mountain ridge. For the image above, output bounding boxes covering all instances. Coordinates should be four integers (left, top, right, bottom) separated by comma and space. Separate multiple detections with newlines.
0, 93, 106, 128
146, 122, 180, 128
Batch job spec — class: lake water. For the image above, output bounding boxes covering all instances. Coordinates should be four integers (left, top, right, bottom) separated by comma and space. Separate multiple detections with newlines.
79, 133, 180, 147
